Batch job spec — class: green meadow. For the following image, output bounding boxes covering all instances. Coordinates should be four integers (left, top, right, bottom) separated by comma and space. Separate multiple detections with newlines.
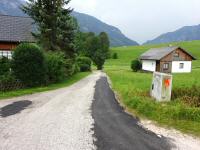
105, 40, 200, 136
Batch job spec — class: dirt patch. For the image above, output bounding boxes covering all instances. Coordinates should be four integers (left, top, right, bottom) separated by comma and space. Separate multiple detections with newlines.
0, 100, 32, 117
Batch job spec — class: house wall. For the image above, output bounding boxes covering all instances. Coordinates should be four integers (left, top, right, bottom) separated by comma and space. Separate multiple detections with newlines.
0, 42, 18, 51
160, 61, 172, 73
159, 48, 193, 73
172, 61, 192, 73
142, 60, 156, 72
0, 42, 18, 59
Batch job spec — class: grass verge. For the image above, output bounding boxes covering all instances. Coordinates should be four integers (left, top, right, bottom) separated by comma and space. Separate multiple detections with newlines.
106, 70, 200, 137
105, 40, 200, 136
0, 72, 90, 100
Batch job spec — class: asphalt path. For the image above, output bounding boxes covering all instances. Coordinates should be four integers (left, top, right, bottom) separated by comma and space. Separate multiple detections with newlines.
92, 76, 172, 150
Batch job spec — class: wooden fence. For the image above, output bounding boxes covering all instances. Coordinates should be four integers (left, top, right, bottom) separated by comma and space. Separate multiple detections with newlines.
0, 80, 24, 91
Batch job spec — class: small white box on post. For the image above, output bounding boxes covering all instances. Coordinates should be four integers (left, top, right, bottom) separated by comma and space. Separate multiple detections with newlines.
151, 72, 173, 102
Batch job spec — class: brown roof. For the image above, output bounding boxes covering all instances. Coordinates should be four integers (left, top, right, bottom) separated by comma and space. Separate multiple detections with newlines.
0, 14, 35, 42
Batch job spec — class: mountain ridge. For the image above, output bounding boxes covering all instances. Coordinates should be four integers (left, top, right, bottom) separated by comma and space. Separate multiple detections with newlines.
0, 0, 139, 47
144, 24, 200, 45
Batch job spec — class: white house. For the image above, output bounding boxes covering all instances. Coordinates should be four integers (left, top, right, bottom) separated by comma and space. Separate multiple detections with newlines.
140, 46, 196, 73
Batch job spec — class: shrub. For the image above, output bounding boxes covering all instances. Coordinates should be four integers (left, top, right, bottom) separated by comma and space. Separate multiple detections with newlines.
0, 72, 16, 84
65, 58, 77, 76
112, 53, 118, 59
46, 52, 66, 83
172, 86, 200, 107
0, 72, 19, 91
0, 57, 11, 75
12, 43, 47, 87
74, 62, 80, 74
77, 57, 92, 72
131, 59, 141, 72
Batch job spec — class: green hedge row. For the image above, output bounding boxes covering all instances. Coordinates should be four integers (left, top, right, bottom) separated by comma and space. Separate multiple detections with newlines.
0, 43, 92, 90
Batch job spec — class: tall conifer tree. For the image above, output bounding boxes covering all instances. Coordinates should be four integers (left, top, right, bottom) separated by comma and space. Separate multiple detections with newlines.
22, 0, 77, 58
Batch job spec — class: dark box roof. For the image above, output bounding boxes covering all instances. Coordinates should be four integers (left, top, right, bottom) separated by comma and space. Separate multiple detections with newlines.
0, 15, 35, 42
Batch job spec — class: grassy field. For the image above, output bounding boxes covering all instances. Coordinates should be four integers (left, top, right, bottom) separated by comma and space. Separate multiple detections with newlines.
0, 72, 90, 100
105, 40, 200, 136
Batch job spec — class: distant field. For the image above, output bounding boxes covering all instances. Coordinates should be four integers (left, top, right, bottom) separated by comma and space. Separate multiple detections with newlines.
105, 40, 200, 136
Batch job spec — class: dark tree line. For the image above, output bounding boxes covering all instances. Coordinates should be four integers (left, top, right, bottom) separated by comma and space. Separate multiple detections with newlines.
75, 32, 110, 70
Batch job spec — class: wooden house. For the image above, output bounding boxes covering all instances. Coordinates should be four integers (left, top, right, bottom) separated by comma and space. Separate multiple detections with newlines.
140, 46, 196, 73
0, 15, 35, 59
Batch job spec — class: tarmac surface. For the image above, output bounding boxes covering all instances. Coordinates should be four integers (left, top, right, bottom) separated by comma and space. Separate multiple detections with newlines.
92, 76, 172, 150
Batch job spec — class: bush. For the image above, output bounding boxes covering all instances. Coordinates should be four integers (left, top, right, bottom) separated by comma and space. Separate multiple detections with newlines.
74, 62, 80, 74
12, 43, 47, 87
46, 52, 66, 83
131, 59, 141, 72
112, 53, 118, 59
0, 57, 11, 76
0, 72, 20, 91
172, 86, 200, 107
0, 72, 16, 84
77, 57, 92, 72
65, 58, 77, 76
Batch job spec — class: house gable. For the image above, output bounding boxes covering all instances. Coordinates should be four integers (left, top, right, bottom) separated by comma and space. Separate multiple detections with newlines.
160, 47, 194, 62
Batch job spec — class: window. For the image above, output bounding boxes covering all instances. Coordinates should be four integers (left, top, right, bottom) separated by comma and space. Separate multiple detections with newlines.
179, 63, 184, 69
174, 52, 179, 57
0, 50, 12, 59
163, 63, 169, 70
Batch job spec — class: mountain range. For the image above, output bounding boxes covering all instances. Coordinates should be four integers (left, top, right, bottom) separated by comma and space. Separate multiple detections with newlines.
0, 0, 139, 47
144, 24, 200, 45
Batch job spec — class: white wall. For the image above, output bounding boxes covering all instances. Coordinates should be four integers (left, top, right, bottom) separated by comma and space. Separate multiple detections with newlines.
172, 61, 192, 73
142, 60, 156, 72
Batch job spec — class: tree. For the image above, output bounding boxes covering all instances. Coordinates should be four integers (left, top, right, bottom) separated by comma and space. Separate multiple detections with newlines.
92, 49, 107, 70
75, 31, 110, 70
99, 32, 110, 58
22, 0, 78, 57
87, 34, 108, 70
75, 32, 93, 56
90, 32, 110, 70
57, 11, 78, 58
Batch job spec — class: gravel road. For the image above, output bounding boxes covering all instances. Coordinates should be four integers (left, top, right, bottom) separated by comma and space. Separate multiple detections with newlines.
0, 72, 101, 150
1, 71, 199, 150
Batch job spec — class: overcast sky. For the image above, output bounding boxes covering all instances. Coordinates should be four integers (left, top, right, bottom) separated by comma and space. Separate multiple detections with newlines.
69, 0, 200, 44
